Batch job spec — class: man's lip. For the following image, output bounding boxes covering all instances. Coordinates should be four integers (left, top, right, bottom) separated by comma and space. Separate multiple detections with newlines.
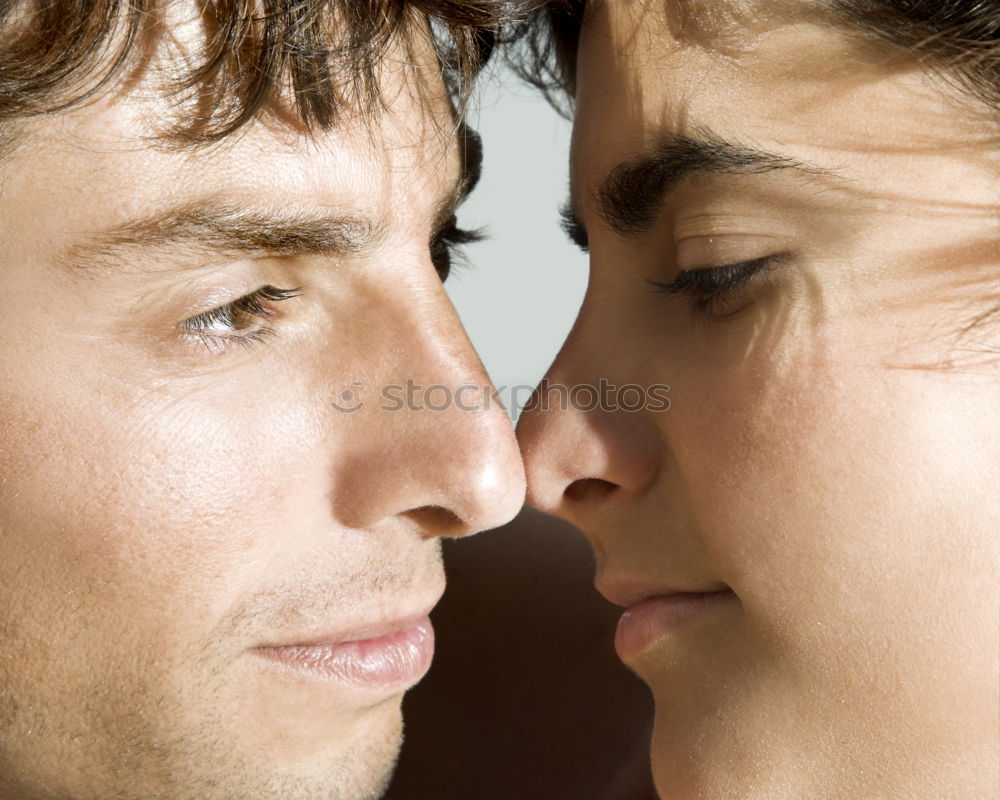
257, 611, 436, 650
252, 614, 436, 691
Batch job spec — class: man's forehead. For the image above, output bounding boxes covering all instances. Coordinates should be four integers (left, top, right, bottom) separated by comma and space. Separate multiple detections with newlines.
27, 13, 462, 183
1, 66, 469, 281
3, 1, 469, 245
33, 96, 457, 196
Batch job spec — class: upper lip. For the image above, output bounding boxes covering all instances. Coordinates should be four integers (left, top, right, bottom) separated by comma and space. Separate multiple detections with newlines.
255, 596, 442, 650
595, 574, 733, 608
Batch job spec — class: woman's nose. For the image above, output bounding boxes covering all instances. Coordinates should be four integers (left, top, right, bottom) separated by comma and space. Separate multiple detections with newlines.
516, 336, 662, 527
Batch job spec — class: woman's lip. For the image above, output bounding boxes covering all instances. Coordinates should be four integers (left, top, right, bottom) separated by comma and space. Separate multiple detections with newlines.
615, 590, 737, 661
252, 616, 435, 691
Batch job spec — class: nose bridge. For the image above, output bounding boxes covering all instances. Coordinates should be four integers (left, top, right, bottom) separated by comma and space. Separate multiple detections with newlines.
529, 288, 638, 413
332, 278, 525, 535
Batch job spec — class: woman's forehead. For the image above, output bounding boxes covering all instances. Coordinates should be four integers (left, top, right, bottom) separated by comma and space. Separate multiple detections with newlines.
583, 0, 826, 51
574, 1, 997, 180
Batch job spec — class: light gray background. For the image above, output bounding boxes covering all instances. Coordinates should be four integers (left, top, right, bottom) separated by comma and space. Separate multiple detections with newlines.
446, 64, 587, 418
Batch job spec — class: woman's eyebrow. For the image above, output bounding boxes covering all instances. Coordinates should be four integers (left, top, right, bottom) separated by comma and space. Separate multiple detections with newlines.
581, 128, 839, 239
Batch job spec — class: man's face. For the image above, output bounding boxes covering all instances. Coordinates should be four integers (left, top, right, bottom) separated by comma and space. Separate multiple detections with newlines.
518, 2, 999, 798
0, 15, 524, 800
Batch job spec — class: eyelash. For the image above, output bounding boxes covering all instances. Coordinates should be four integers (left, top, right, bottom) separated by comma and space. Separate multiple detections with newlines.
650, 255, 784, 316
431, 215, 484, 281
179, 285, 302, 353
559, 203, 589, 252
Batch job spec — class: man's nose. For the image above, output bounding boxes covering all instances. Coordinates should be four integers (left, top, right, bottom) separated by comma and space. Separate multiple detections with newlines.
327, 283, 525, 538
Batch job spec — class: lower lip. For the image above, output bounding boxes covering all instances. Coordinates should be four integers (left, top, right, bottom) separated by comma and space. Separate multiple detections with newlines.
615, 591, 736, 661
254, 617, 435, 691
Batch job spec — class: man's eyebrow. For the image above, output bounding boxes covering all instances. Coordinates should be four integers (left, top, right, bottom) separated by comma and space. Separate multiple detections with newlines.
564, 129, 837, 245
61, 201, 385, 273
62, 126, 481, 274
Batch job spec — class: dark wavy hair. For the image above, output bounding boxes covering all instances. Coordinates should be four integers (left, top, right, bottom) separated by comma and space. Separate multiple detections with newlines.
0, 0, 536, 148
511, 0, 1000, 116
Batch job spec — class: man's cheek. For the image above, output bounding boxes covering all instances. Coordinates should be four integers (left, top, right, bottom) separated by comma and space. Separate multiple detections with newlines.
0, 387, 268, 622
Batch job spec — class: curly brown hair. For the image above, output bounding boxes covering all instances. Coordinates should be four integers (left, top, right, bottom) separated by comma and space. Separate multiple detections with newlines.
0, 0, 537, 148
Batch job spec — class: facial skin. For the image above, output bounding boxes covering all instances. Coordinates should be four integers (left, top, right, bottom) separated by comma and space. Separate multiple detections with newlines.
0, 12, 524, 800
517, 2, 1000, 798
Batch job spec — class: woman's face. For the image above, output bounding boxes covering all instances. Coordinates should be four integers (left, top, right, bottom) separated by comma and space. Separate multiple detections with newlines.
517, 2, 1000, 798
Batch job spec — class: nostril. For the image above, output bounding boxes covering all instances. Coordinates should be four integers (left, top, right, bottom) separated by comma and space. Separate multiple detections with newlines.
405, 504, 464, 535
564, 477, 618, 504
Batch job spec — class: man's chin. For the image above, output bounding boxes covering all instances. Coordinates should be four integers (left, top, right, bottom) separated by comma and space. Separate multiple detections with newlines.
260, 701, 404, 800
188, 701, 404, 800
0, 698, 404, 800
222, 680, 407, 790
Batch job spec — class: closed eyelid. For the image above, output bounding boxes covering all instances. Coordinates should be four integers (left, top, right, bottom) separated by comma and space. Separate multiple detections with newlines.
675, 234, 791, 270
672, 210, 794, 238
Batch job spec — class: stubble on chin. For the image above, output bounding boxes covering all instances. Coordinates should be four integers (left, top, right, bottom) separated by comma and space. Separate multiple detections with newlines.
0, 637, 406, 800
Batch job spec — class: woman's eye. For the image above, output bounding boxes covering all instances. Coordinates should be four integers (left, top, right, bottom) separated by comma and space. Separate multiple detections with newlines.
179, 285, 301, 353
430, 216, 484, 282
650, 254, 786, 317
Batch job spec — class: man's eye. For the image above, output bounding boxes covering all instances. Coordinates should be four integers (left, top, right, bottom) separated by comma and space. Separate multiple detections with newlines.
650, 254, 787, 317
179, 285, 302, 353
430, 216, 484, 282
